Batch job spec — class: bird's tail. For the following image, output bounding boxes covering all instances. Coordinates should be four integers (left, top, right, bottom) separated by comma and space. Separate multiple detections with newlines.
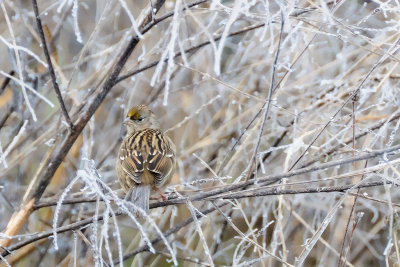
125, 184, 150, 217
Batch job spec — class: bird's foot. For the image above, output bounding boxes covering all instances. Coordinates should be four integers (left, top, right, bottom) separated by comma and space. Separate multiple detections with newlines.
156, 188, 168, 201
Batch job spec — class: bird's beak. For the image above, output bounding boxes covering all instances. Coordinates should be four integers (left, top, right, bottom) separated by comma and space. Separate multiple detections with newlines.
123, 118, 130, 125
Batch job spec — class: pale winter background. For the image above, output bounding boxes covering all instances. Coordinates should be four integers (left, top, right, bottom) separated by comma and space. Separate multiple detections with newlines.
0, 0, 400, 266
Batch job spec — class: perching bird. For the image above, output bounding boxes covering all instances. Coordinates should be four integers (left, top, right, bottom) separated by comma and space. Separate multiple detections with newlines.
116, 105, 176, 216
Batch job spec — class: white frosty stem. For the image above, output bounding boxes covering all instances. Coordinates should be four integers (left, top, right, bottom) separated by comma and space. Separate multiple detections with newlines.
0, 254, 11, 267
0, 35, 48, 67
110, 208, 124, 267
3, 120, 28, 160
53, 175, 81, 250
186, 199, 214, 267
72, 0, 83, 43
214, 0, 241, 76
0, 71, 55, 108
118, 0, 144, 39
0, 140, 7, 168
163, 0, 181, 106
100, 206, 113, 267
0, 119, 28, 169
295, 188, 351, 265
57, 0, 71, 13
1, 3, 37, 121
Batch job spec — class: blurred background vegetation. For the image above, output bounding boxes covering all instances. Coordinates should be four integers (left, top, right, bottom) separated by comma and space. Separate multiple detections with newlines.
1, 0, 400, 266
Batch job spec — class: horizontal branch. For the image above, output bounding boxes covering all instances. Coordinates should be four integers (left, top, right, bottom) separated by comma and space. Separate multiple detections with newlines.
34, 144, 400, 210
205, 180, 390, 201
155, 144, 400, 207
1, 213, 107, 257
2, 178, 394, 261
3, 171, 397, 261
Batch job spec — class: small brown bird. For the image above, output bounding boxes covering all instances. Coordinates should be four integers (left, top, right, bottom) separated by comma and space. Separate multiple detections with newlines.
116, 105, 176, 216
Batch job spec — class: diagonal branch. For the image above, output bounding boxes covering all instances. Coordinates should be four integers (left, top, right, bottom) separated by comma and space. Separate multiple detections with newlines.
0, 0, 167, 249
31, 0, 73, 130
115, 23, 267, 84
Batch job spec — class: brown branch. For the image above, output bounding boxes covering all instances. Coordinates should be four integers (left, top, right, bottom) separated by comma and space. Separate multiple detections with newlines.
205, 181, 389, 201
33, 143, 400, 211
1, 212, 107, 258
31, 0, 73, 130
0, 199, 35, 248
0, 70, 14, 96
2, 178, 396, 261
0, 0, 167, 249
0, 70, 15, 131
157, 144, 400, 207
31, 179, 391, 211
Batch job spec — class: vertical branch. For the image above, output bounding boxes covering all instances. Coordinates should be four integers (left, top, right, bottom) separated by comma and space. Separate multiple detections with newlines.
247, 11, 285, 180
338, 98, 363, 267
31, 0, 73, 130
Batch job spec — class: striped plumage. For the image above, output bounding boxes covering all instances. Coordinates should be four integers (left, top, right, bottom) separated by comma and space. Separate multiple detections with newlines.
116, 105, 175, 216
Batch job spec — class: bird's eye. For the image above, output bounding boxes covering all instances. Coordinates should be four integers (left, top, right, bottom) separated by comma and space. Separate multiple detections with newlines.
137, 117, 144, 122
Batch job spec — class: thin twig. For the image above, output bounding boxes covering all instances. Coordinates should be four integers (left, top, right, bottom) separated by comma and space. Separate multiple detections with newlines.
0, 70, 14, 96
247, 11, 285, 181
116, 23, 268, 84
31, 0, 73, 130
337, 99, 364, 267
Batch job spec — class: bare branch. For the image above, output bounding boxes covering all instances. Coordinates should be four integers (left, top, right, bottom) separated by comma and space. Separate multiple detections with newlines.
31, 0, 73, 130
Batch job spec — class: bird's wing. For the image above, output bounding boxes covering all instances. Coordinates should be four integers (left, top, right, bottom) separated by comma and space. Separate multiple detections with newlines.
118, 144, 144, 184
147, 134, 175, 187
147, 151, 174, 187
